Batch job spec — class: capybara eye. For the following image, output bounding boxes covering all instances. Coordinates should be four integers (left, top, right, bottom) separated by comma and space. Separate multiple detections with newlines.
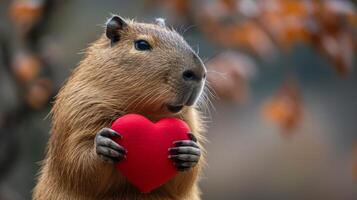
134, 40, 151, 51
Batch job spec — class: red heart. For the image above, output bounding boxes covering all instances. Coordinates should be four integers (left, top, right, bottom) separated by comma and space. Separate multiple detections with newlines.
111, 114, 190, 193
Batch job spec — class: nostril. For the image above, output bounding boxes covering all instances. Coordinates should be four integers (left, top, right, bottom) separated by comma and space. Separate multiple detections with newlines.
182, 70, 196, 81
203, 73, 206, 79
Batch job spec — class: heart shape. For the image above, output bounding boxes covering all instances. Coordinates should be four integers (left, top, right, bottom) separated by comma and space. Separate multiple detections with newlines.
111, 114, 190, 193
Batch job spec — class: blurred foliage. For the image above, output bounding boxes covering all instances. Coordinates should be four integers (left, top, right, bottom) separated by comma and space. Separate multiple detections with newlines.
262, 77, 302, 135
151, 0, 356, 133
2, 0, 356, 133
0, 1, 57, 198
157, 0, 357, 76
205, 51, 256, 104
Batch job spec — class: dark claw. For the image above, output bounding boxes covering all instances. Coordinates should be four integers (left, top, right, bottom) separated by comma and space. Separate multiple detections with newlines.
99, 127, 122, 139
188, 132, 197, 142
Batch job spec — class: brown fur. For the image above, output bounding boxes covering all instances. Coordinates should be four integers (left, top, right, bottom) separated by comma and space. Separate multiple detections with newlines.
33, 18, 206, 200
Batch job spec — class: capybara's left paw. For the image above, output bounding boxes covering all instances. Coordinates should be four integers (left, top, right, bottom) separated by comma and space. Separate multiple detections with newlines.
169, 133, 201, 171
95, 128, 127, 164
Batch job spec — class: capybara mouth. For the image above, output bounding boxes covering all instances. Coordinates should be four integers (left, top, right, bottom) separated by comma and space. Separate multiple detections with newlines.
165, 83, 204, 113
166, 104, 184, 113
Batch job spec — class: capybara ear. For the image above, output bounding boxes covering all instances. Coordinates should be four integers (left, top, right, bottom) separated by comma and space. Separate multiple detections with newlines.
106, 15, 127, 45
155, 18, 166, 28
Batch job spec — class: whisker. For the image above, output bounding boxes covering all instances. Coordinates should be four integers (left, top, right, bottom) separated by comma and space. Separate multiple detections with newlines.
206, 70, 228, 80
205, 81, 218, 101
144, 88, 167, 108
196, 85, 214, 120
181, 24, 197, 36
203, 52, 221, 64
131, 88, 157, 111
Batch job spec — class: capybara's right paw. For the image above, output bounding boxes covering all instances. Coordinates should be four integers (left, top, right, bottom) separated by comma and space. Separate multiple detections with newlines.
95, 128, 127, 163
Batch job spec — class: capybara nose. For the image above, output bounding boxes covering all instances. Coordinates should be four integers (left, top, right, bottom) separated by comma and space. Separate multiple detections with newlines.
181, 66, 206, 106
182, 69, 206, 82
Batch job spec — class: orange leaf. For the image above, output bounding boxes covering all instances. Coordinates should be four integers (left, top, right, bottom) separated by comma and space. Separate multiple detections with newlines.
25, 78, 52, 109
9, 1, 43, 26
12, 53, 41, 83
263, 77, 303, 134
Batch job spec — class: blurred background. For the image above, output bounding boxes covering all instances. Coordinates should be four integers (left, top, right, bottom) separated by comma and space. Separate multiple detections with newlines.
0, 0, 356, 199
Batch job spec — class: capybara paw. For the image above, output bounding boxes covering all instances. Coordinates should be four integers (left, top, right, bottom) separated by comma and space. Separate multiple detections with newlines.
169, 133, 201, 171
95, 128, 127, 163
